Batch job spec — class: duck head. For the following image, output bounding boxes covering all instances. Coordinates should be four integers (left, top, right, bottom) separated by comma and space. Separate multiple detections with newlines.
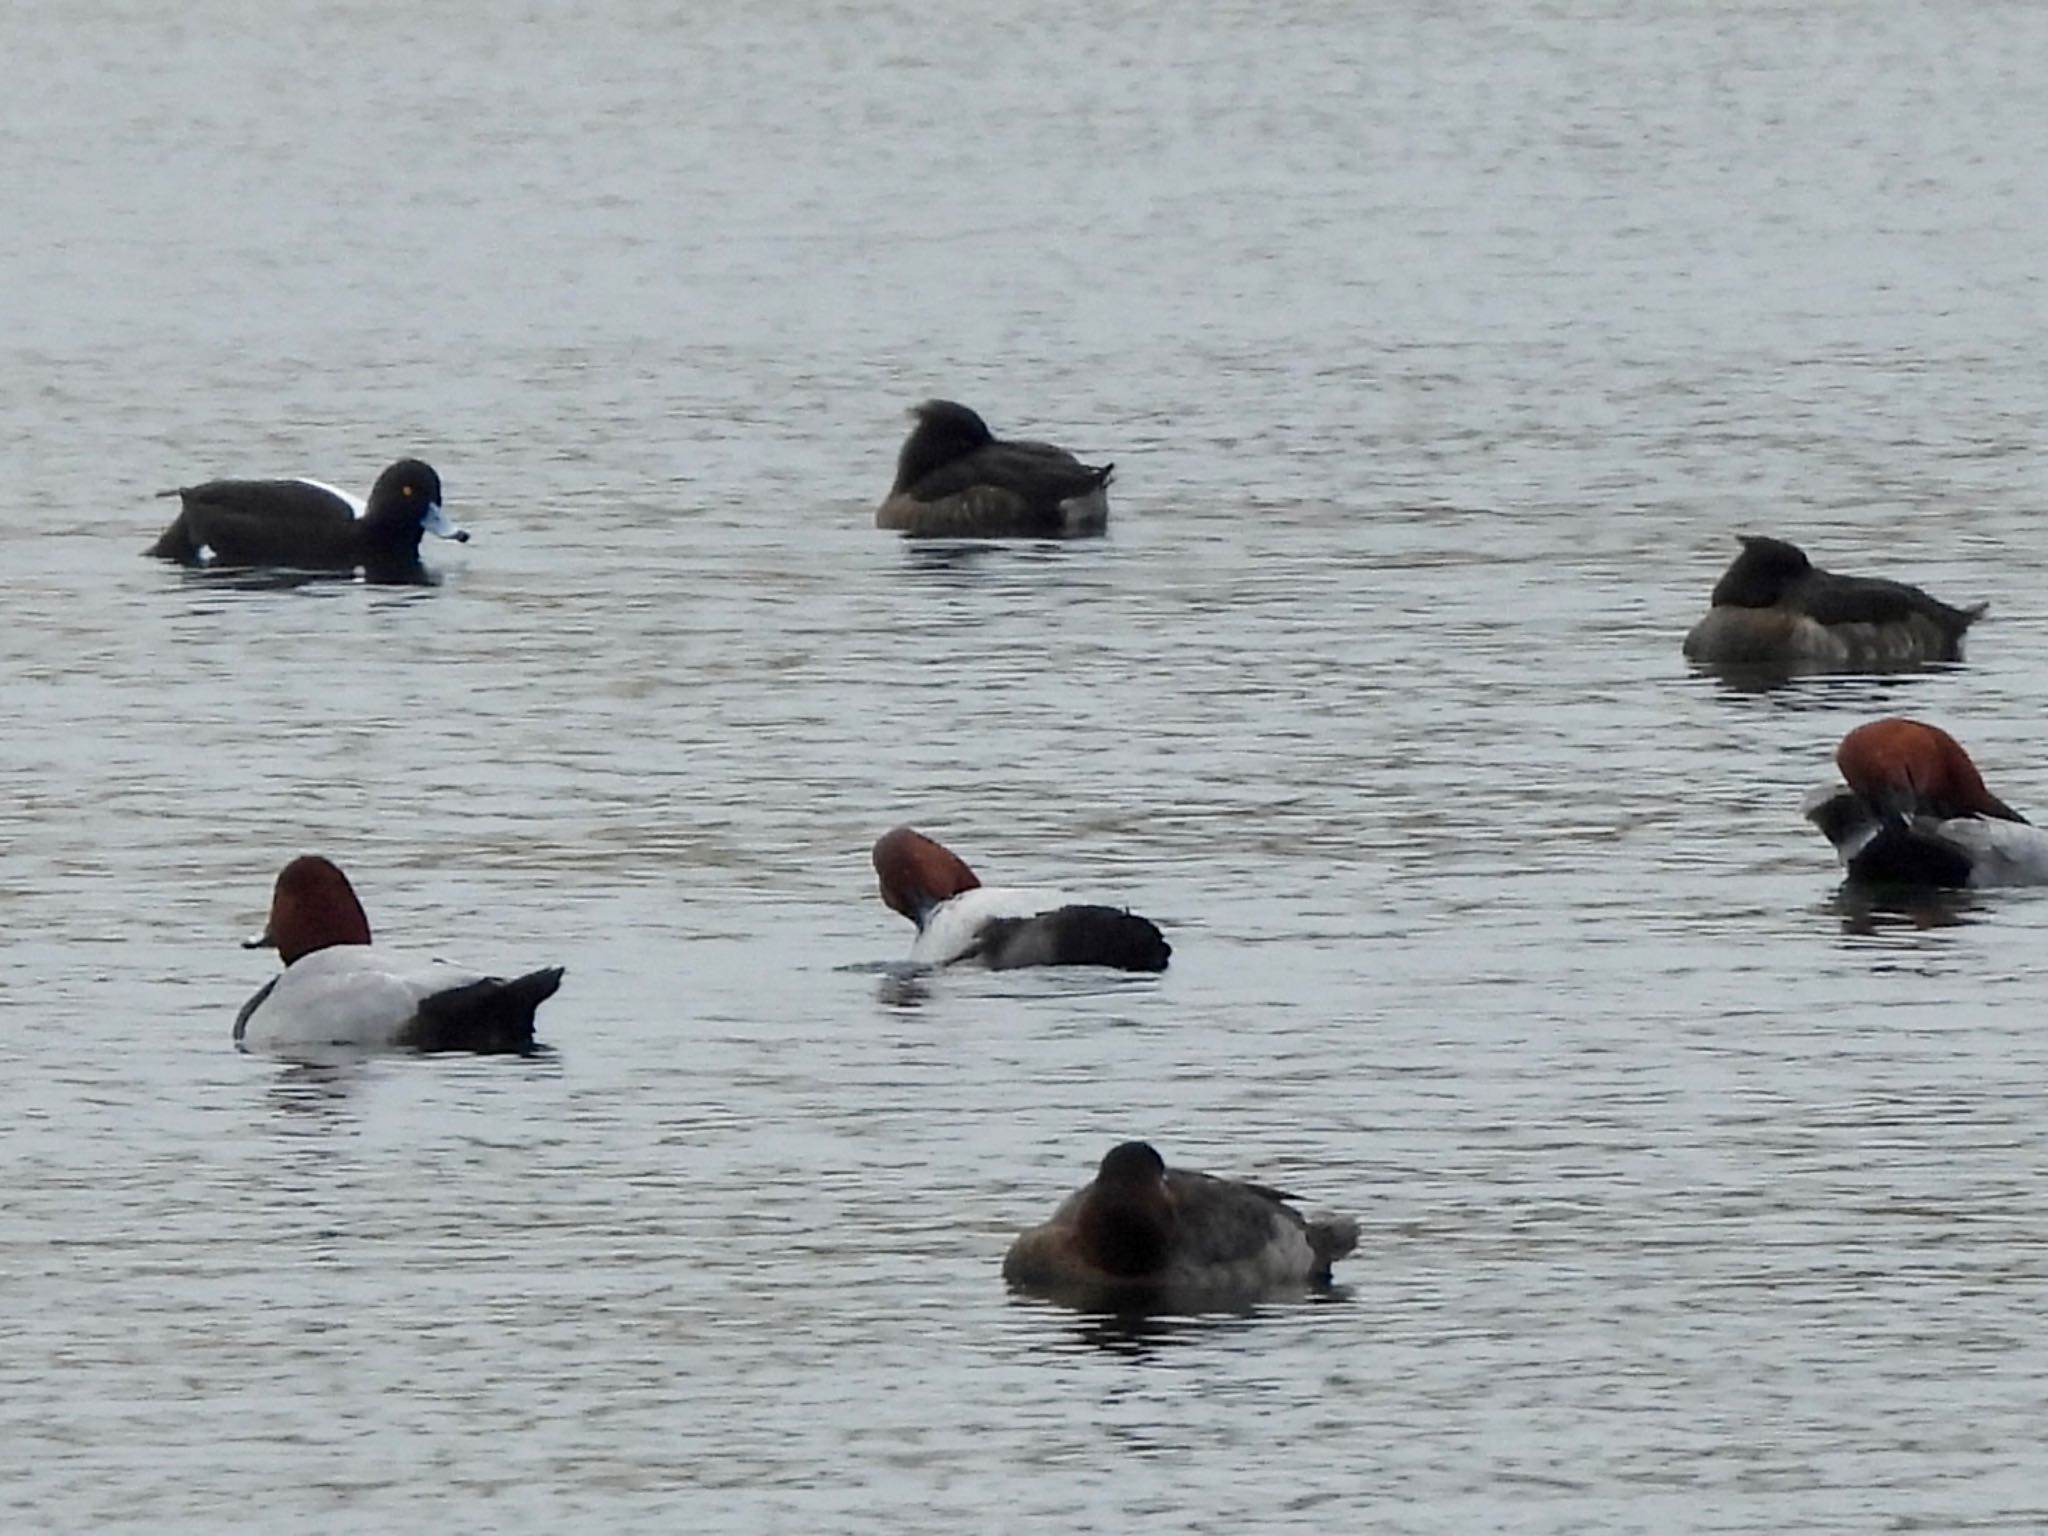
1835, 717, 2025, 823
1077, 1140, 1174, 1278
1710, 535, 1812, 608
872, 826, 981, 927
892, 400, 996, 493
365, 458, 468, 546
245, 855, 374, 964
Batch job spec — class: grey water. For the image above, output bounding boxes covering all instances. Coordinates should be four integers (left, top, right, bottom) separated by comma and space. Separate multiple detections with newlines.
5, 1, 2048, 1531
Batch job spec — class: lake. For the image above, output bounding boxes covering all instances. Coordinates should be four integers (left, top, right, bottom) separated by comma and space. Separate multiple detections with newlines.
4, 1, 2048, 1531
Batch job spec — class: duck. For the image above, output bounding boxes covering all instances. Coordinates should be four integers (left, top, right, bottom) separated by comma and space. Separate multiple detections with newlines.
1682, 535, 1985, 668
875, 400, 1113, 537
1802, 717, 2048, 888
234, 855, 564, 1054
1002, 1141, 1358, 1311
872, 826, 1170, 971
148, 458, 468, 578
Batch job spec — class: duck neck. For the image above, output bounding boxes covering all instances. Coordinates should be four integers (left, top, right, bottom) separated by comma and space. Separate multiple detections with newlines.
359, 498, 427, 553
1079, 1189, 1173, 1278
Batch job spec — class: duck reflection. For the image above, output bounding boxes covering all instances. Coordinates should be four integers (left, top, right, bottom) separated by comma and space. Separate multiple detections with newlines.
875, 967, 932, 1009
262, 1057, 372, 1125
181, 561, 441, 593
1012, 1282, 1355, 1359
1827, 883, 1982, 936
898, 538, 1084, 587
1692, 661, 1957, 704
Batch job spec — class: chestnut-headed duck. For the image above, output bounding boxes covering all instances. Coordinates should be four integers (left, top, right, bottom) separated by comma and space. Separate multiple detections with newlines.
872, 826, 1169, 972
1002, 1141, 1358, 1311
148, 458, 467, 580
234, 855, 563, 1054
875, 400, 1113, 538
1683, 535, 1985, 669
1803, 717, 2048, 888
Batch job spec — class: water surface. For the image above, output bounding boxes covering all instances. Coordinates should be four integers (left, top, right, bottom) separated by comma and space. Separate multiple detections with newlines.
5, 2, 2048, 1531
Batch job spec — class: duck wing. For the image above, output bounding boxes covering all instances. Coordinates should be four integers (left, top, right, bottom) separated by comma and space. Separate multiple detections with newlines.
174, 479, 360, 566
1163, 1170, 1308, 1266
1789, 568, 1983, 633
906, 440, 1110, 504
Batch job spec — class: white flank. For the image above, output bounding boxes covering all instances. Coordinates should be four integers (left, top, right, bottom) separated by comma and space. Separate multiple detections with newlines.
239, 947, 487, 1052
1937, 817, 2048, 887
910, 886, 1070, 966
295, 478, 366, 518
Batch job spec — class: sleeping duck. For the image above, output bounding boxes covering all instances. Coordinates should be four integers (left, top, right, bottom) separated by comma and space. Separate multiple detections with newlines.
1002, 1141, 1358, 1312
1683, 535, 1985, 669
1803, 717, 2048, 888
875, 400, 1113, 538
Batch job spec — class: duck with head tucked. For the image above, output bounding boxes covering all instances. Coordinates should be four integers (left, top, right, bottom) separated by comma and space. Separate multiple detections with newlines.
876, 400, 1113, 537
148, 458, 468, 580
235, 855, 563, 1054
873, 826, 1169, 972
1003, 1141, 1358, 1312
1683, 535, 1985, 669
1803, 717, 2048, 888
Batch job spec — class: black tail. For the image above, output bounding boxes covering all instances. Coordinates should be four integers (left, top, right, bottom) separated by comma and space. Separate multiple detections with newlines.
1925, 596, 1988, 636
403, 966, 565, 1053
147, 504, 201, 562
979, 905, 1170, 972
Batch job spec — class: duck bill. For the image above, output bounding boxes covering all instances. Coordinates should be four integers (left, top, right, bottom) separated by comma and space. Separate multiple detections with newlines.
422, 501, 471, 543
242, 926, 273, 951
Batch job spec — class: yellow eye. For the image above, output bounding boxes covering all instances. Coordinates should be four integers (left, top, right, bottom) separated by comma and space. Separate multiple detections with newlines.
401, 485, 414, 497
